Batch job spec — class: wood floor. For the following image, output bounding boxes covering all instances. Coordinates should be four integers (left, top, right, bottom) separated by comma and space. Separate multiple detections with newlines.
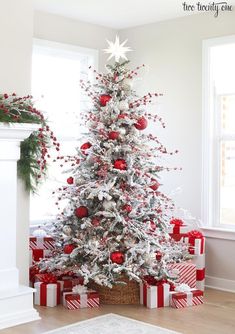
1, 288, 235, 334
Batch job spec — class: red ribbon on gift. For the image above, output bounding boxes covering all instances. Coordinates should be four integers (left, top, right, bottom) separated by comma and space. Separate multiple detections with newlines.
170, 219, 185, 234
142, 280, 166, 307
196, 268, 205, 281
32, 249, 44, 262
40, 282, 61, 306
187, 230, 205, 254
37, 273, 57, 284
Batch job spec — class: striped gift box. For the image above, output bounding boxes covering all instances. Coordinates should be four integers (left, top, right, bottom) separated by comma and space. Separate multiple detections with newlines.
169, 289, 203, 308
168, 262, 196, 288
140, 282, 170, 308
29, 237, 55, 250
63, 291, 99, 309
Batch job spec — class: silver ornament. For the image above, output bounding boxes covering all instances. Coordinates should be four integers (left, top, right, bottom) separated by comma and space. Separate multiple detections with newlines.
122, 78, 133, 91
118, 100, 129, 111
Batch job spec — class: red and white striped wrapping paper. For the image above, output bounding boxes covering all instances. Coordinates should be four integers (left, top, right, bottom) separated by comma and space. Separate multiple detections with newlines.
191, 254, 206, 291
34, 281, 61, 307
169, 289, 203, 308
29, 249, 51, 265
29, 237, 55, 250
63, 291, 99, 309
168, 262, 196, 288
140, 282, 170, 308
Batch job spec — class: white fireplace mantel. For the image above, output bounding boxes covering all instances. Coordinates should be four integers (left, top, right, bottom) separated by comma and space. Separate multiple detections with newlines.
0, 122, 40, 329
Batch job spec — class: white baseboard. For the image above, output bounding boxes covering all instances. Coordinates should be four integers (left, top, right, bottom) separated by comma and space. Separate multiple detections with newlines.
206, 275, 235, 292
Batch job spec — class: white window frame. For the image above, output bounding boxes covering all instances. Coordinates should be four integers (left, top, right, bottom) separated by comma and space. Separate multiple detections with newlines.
202, 35, 235, 240
30, 39, 98, 229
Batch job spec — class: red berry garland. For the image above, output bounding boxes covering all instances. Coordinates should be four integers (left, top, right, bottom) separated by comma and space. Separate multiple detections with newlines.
134, 116, 148, 130
110, 251, 125, 264
75, 206, 89, 218
113, 159, 127, 170
99, 94, 111, 106
63, 244, 75, 254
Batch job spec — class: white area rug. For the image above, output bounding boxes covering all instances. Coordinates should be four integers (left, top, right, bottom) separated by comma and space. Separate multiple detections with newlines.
43, 313, 181, 334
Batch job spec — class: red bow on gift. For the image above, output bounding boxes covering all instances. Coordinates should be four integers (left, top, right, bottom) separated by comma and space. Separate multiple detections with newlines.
37, 273, 57, 284
143, 276, 167, 286
170, 218, 185, 226
187, 230, 204, 239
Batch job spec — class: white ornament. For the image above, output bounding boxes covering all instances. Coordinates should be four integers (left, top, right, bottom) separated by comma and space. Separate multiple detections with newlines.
122, 78, 133, 91
119, 127, 127, 135
175, 283, 191, 293
118, 100, 129, 111
63, 225, 72, 236
72, 284, 87, 295
32, 226, 47, 237
103, 200, 116, 210
103, 35, 132, 62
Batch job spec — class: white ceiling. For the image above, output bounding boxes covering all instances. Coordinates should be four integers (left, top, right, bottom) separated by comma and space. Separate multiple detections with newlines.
32, 0, 221, 30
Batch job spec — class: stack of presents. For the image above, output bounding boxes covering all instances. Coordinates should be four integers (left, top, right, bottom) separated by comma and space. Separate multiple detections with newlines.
29, 220, 205, 310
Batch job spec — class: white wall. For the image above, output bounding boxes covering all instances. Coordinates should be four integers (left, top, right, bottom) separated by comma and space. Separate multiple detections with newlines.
34, 11, 116, 71
0, 0, 34, 286
120, 12, 235, 290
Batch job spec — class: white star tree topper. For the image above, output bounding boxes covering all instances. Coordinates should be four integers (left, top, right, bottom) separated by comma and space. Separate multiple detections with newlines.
104, 36, 132, 62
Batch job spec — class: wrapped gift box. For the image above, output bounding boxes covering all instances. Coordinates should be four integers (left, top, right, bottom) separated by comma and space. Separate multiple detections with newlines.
169, 219, 190, 241
29, 249, 52, 265
63, 290, 99, 309
191, 253, 206, 291
34, 276, 61, 307
29, 236, 55, 250
169, 289, 203, 308
183, 230, 205, 255
58, 276, 84, 292
168, 262, 196, 288
140, 281, 170, 308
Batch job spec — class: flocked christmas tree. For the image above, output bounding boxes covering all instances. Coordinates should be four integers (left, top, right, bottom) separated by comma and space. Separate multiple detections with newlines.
41, 37, 189, 287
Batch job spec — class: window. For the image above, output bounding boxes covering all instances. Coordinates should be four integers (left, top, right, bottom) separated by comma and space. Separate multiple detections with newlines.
202, 35, 235, 230
30, 39, 98, 225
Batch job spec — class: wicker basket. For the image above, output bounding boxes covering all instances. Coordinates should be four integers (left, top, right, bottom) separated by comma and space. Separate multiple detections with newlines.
89, 276, 140, 304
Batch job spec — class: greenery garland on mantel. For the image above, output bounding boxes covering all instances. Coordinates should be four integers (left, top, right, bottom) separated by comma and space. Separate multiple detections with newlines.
0, 93, 59, 192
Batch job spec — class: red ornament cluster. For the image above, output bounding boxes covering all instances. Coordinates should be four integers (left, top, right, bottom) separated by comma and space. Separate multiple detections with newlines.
80, 142, 92, 155
99, 94, 111, 106
108, 131, 119, 140
67, 177, 74, 185
134, 116, 148, 130
122, 204, 132, 213
63, 244, 75, 254
75, 206, 89, 218
110, 251, 125, 264
113, 159, 127, 170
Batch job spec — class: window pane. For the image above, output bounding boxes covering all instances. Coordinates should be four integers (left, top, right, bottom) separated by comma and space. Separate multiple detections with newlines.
220, 140, 235, 225
221, 95, 235, 133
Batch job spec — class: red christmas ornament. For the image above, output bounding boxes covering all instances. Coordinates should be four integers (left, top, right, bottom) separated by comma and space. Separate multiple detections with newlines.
149, 179, 160, 191
122, 204, 132, 213
75, 206, 89, 218
134, 116, 148, 130
63, 244, 75, 254
156, 251, 162, 261
118, 113, 128, 119
110, 251, 125, 264
80, 142, 92, 155
67, 176, 74, 185
108, 131, 120, 140
91, 217, 100, 226
99, 94, 111, 106
113, 159, 127, 170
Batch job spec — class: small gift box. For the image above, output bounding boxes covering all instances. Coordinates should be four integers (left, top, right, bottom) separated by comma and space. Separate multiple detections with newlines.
34, 274, 61, 307
63, 285, 99, 310
29, 236, 55, 250
169, 284, 203, 308
140, 278, 170, 308
191, 254, 206, 291
184, 230, 205, 255
169, 219, 189, 241
29, 249, 52, 265
168, 262, 196, 288
58, 276, 84, 292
